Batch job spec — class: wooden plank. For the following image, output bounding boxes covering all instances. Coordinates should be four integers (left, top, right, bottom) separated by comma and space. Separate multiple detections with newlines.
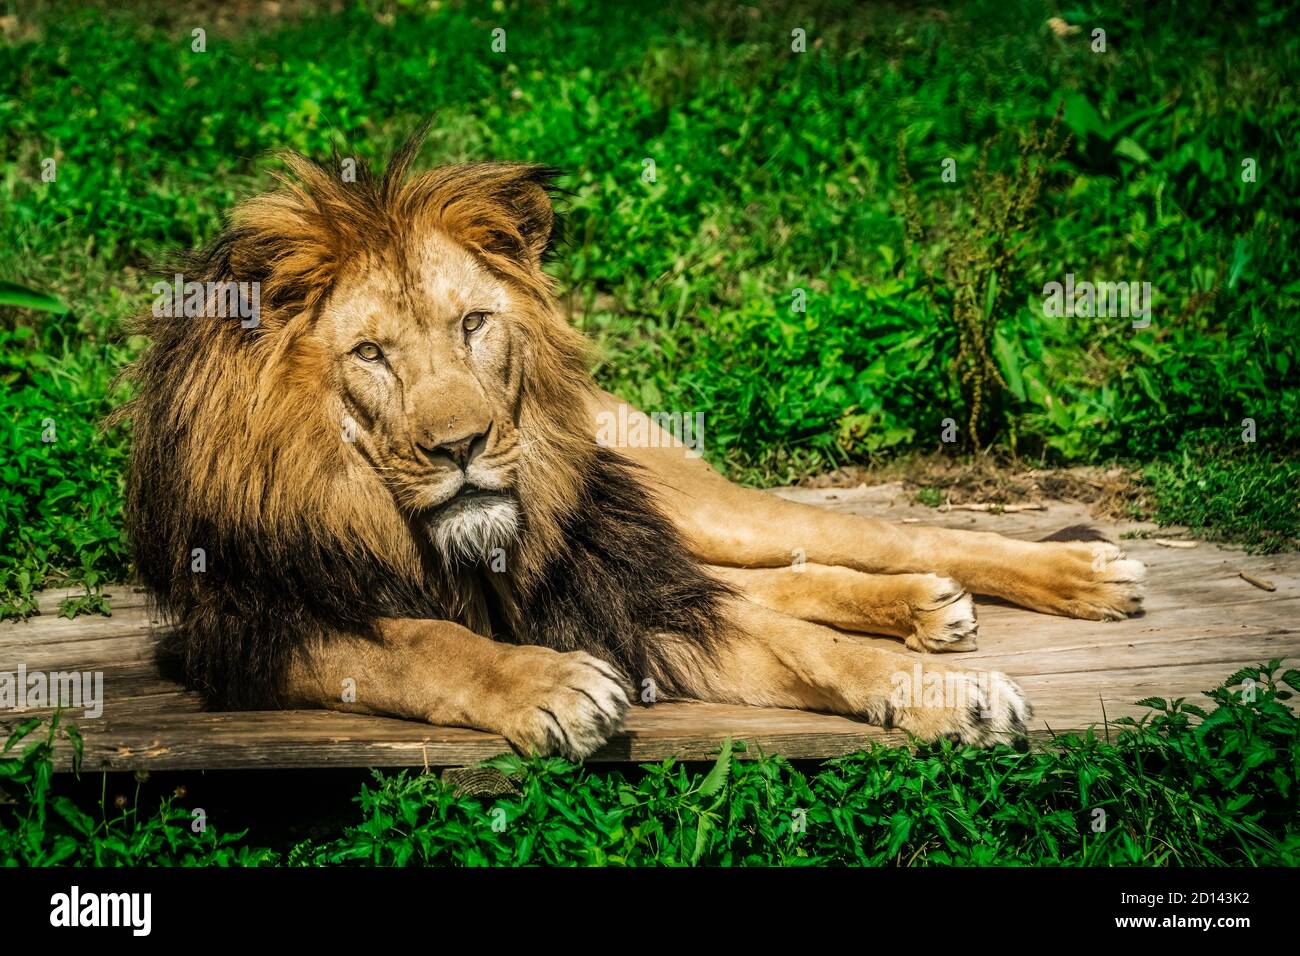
26, 587, 153, 617
0, 704, 888, 771
2, 702, 1079, 771
1, 490, 1295, 770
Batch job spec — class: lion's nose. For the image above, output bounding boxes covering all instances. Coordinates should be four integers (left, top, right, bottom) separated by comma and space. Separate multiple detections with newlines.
417, 427, 489, 470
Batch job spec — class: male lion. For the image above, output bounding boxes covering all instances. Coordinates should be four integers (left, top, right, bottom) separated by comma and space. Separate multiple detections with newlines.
122, 134, 1144, 758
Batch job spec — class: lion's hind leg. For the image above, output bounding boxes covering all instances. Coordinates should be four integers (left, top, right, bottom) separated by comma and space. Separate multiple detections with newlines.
595, 384, 1146, 621
667, 599, 1029, 746
707, 564, 978, 652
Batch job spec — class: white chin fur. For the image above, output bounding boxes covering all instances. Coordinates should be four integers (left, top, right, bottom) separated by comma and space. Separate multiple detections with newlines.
431, 495, 520, 564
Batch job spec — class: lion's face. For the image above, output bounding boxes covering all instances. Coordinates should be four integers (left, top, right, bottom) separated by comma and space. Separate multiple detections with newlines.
319, 230, 526, 561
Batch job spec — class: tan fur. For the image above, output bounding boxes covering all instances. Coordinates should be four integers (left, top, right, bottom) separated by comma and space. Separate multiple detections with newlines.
590, 392, 1146, 626
686, 600, 1029, 746
707, 565, 978, 652
131, 145, 1144, 758
285, 619, 629, 757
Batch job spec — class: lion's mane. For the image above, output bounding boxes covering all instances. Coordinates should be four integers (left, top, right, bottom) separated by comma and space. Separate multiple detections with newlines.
121, 134, 730, 708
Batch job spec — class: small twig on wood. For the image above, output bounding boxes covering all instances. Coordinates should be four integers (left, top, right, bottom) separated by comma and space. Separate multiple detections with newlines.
939, 502, 1047, 513
1239, 571, 1277, 592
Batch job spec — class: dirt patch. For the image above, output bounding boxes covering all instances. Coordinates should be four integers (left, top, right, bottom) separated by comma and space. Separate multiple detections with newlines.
7, 0, 344, 38
798, 453, 1148, 520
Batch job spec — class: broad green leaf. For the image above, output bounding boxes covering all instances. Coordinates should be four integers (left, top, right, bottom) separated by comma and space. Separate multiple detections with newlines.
697, 738, 733, 798
0, 281, 69, 314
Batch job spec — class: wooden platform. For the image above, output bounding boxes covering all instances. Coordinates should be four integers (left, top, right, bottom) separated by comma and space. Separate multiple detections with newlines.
3, 485, 1296, 771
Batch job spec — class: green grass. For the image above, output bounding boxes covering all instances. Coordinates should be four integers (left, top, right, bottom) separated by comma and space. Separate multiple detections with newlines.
1136, 430, 1300, 554
4, 663, 1298, 866
2, 0, 1299, 613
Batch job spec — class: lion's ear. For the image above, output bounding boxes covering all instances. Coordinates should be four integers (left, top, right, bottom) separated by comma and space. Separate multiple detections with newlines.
428, 163, 562, 269
499, 165, 561, 266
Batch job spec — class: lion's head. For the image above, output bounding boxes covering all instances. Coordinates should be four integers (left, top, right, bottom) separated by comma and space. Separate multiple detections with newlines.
128, 137, 595, 584
122, 133, 728, 709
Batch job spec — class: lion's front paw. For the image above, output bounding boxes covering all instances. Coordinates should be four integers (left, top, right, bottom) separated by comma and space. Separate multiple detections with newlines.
906, 575, 978, 652
885, 667, 1031, 747
493, 649, 630, 760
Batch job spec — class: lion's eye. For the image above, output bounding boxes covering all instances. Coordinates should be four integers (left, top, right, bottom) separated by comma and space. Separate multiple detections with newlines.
462, 311, 489, 335
353, 342, 384, 362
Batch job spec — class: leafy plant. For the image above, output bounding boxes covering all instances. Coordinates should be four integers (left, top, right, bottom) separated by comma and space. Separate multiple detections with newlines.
897, 105, 1072, 449
0, 714, 273, 866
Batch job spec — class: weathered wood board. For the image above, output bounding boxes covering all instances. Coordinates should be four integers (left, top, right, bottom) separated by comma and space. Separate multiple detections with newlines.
2, 484, 1295, 771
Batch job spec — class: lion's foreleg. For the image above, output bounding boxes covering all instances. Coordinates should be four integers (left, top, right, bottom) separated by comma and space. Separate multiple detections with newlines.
669, 599, 1029, 746
283, 619, 629, 759
707, 564, 978, 652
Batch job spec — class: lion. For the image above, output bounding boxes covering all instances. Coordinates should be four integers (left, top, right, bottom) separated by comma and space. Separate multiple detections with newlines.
121, 133, 1145, 758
